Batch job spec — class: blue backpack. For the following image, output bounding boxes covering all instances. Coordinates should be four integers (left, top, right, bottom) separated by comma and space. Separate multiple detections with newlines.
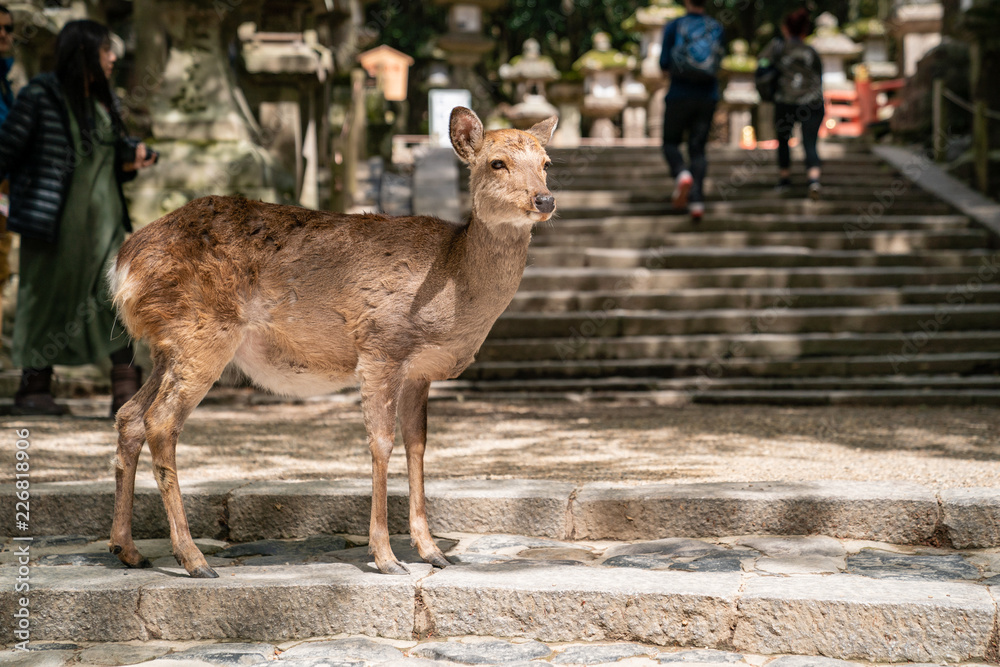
670, 16, 724, 83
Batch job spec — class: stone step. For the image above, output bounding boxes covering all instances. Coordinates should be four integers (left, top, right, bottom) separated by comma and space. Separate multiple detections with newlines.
545, 146, 881, 163
528, 247, 996, 270
459, 352, 1000, 381
552, 199, 954, 218
442, 379, 1000, 405
544, 213, 974, 234
507, 285, 1000, 312
3, 481, 998, 660
5, 639, 998, 667
546, 163, 901, 180
477, 331, 1000, 362
549, 184, 938, 202
518, 266, 994, 291
530, 229, 992, 251
446, 373, 1000, 394
488, 305, 1000, 338
3, 478, 994, 546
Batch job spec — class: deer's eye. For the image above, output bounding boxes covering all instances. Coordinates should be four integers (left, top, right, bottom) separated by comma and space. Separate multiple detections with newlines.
491, 159, 506, 170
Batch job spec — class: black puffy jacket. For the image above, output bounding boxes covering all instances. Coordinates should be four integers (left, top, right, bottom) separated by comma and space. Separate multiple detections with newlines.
0, 73, 136, 243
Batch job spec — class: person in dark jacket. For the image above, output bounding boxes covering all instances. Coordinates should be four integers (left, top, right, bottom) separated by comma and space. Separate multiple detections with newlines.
0, 19, 157, 415
760, 9, 825, 198
659, 0, 724, 222
0, 4, 14, 128
1, 4, 17, 321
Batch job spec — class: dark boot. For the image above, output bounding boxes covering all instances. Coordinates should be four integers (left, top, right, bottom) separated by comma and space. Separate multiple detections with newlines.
13, 367, 69, 416
111, 364, 142, 418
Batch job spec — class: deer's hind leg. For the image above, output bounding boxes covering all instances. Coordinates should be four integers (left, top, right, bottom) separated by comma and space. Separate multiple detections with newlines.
109, 363, 164, 568
143, 335, 242, 578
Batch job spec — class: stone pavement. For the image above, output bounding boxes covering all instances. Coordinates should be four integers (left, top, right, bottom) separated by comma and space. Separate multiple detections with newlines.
1, 530, 1000, 664
1, 394, 999, 663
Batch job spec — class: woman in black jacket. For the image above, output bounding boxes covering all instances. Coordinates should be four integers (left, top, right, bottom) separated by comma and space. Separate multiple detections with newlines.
0, 19, 157, 415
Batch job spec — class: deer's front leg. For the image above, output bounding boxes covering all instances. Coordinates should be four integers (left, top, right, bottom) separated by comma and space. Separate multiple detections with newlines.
361, 369, 408, 575
400, 378, 451, 569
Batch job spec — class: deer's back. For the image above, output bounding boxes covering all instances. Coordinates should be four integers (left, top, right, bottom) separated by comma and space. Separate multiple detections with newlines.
113, 196, 497, 388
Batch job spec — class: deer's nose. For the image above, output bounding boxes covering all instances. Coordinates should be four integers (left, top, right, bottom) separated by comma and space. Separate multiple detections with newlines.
534, 194, 555, 214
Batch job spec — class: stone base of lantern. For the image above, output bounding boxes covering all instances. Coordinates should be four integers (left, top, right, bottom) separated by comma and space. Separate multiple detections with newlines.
553, 103, 582, 147
646, 91, 665, 140
588, 117, 619, 140
623, 106, 647, 140
728, 108, 753, 148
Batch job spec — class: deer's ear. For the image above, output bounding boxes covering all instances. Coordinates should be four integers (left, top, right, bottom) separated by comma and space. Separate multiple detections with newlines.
450, 107, 484, 162
527, 115, 558, 148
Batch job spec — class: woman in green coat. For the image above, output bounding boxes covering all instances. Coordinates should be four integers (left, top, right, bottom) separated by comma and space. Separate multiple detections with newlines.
0, 20, 157, 415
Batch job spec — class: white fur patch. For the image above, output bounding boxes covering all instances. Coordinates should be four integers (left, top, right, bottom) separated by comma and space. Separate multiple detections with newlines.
232, 331, 357, 398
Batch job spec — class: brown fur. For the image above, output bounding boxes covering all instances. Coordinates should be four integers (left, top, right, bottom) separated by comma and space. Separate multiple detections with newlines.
108, 108, 557, 576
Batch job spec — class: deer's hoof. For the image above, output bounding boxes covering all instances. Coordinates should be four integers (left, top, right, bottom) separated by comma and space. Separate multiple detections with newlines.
378, 559, 411, 576
425, 552, 452, 569
189, 565, 219, 579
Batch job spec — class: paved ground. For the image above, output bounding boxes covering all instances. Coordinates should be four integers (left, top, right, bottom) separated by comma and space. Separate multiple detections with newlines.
2, 530, 999, 664
3, 390, 998, 488
2, 392, 999, 664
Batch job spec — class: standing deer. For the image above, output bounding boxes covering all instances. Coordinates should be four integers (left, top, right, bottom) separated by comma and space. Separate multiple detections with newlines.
107, 108, 556, 577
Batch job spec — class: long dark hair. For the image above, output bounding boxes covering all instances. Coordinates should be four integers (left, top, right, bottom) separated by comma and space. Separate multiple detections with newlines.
54, 20, 124, 147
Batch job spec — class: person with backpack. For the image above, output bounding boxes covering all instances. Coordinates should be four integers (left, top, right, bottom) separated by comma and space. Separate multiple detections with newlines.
659, 0, 724, 222
758, 9, 825, 198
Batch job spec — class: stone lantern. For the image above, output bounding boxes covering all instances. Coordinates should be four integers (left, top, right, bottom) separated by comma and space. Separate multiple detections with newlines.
499, 38, 559, 130
573, 32, 635, 140
239, 22, 334, 210
126, 0, 294, 226
889, 2, 943, 78
720, 39, 759, 147
433, 0, 506, 94
809, 12, 863, 89
625, 0, 685, 139
845, 17, 898, 80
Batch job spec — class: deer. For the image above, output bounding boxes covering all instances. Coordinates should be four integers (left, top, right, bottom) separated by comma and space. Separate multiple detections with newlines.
106, 107, 557, 578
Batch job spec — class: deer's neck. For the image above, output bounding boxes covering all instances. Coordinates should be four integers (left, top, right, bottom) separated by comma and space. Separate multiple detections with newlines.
458, 213, 532, 309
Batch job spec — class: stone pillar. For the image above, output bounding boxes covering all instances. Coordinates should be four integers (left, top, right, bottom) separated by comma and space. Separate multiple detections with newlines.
626, 1, 684, 140
891, 3, 944, 77
125, 0, 293, 226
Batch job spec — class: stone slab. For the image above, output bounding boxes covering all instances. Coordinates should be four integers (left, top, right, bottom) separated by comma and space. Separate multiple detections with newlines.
570, 481, 940, 543
0, 480, 236, 540
138, 563, 420, 641
0, 567, 145, 642
0, 563, 419, 644
941, 488, 1000, 549
420, 562, 741, 646
872, 145, 1000, 241
732, 574, 996, 662
227, 479, 574, 541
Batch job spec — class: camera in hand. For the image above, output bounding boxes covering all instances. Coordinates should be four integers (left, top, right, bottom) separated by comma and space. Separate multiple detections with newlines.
147, 148, 160, 164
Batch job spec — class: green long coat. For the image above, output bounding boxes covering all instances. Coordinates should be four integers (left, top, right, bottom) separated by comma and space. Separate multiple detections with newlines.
12, 100, 129, 368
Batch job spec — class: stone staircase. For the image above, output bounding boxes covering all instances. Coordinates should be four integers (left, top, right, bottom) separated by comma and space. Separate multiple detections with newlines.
447, 145, 1000, 403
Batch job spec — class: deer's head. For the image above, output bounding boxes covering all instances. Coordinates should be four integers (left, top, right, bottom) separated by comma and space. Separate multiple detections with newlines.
450, 107, 557, 229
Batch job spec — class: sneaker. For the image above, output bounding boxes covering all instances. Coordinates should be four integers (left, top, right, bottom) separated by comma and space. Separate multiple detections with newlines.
689, 202, 704, 222
808, 180, 821, 200
774, 178, 792, 195
672, 171, 693, 210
